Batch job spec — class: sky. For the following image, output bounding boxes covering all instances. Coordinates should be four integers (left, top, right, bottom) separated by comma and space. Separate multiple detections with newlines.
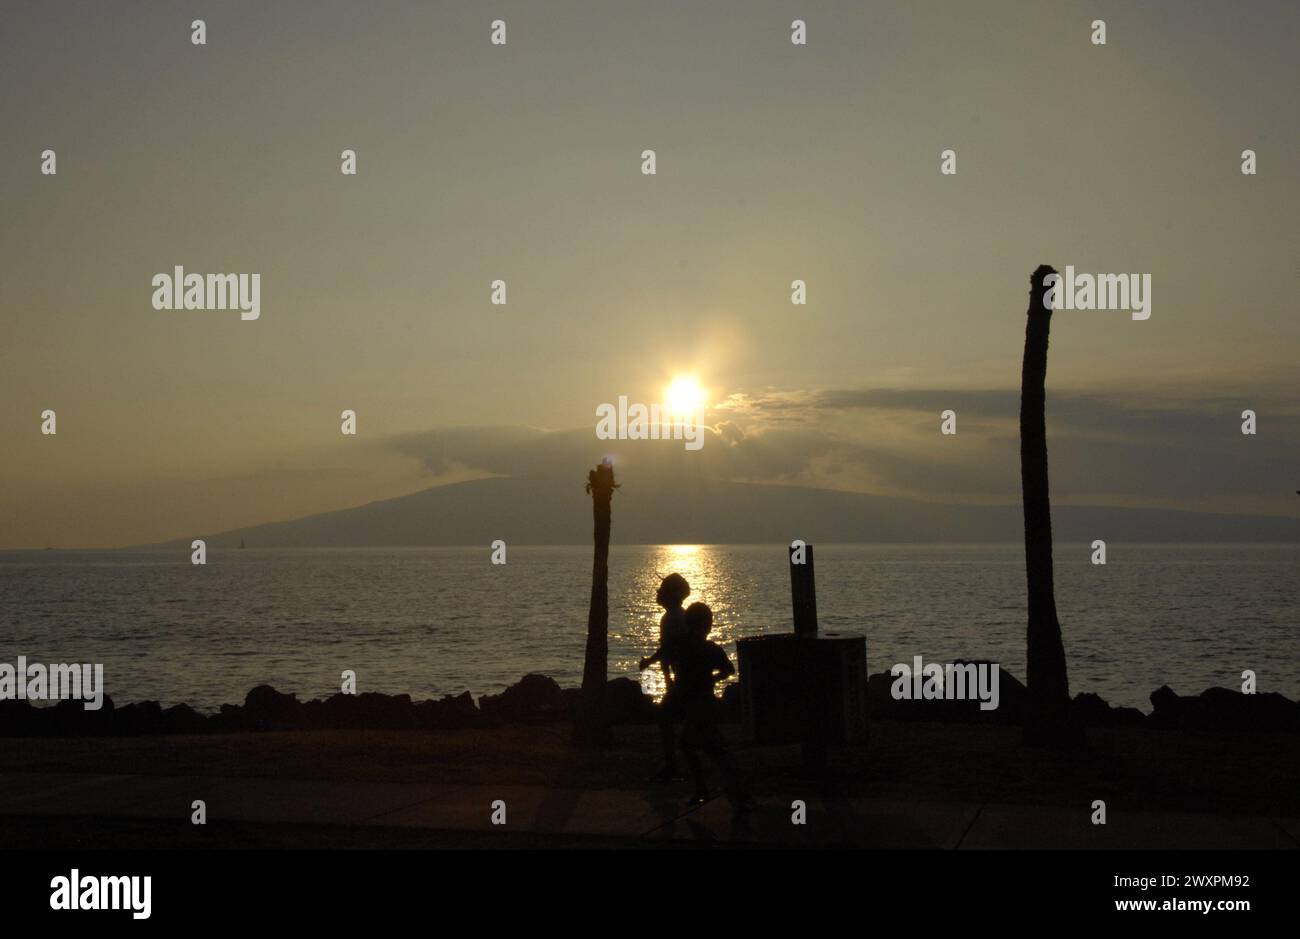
1, 0, 1297, 548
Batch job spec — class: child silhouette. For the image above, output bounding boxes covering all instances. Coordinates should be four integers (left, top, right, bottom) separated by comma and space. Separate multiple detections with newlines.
639, 573, 690, 782
670, 601, 751, 814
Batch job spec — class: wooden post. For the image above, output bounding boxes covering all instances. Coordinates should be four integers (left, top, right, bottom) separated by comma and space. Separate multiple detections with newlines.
575, 458, 616, 748
789, 543, 818, 637
790, 542, 825, 770
1020, 265, 1083, 748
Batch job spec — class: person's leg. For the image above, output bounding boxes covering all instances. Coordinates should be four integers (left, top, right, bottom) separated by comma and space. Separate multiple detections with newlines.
660, 712, 677, 771
654, 691, 679, 781
702, 722, 750, 810
683, 748, 707, 803
680, 715, 709, 803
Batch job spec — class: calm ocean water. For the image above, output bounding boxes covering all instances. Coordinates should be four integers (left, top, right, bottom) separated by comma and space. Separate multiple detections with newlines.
2, 544, 1296, 712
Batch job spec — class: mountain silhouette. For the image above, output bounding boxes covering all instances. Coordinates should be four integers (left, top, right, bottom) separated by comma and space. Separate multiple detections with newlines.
142, 475, 1297, 548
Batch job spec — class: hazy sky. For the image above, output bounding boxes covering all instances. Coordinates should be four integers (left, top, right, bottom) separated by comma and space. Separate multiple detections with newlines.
2, 0, 1297, 547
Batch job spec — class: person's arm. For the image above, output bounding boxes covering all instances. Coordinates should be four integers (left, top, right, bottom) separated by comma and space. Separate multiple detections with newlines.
710, 647, 735, 683
639, 645, 664, 670
642, 613, 670, 671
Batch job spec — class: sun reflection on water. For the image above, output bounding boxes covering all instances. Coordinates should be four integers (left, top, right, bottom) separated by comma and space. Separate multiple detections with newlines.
624, 544, 743, 700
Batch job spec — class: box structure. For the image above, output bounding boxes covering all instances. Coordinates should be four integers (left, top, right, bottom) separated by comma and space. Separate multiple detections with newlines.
735, 544, 867, 747
737, 631, 867, 745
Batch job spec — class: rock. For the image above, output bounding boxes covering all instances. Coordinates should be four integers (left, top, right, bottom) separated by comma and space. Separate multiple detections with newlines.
560, 687, 582, 717
479, 674, 567, 722
1148, 685, 1185, 729
215, 702, 245, 731
867, 661, 1023, 724
35, 671, 1293, 738
298, 697, 326, 728
605, 677, 656, 724
418, 691, 482, 729
162, 703, 209, 734
866, 670, 898, 715
1186, 687, 1298, 733
314, 692, 357, 728
0, 699, 35, 736
4, 696, 116, 736
358, 692, 417, 729
1147, 685, 1298, 732
1112, 706, 1147, 726
1072, 691, 1144, 727
1072, 692, 1109, 725
307, 692, 414, 729
242, 684, 301, 730
113, 700, 165, 735
961, 659, 1026, 724
442, 691, 482, 725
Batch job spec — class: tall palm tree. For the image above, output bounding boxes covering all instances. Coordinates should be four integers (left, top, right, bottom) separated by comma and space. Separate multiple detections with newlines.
574, 458, 617, 748
1020, 265, 1084, 747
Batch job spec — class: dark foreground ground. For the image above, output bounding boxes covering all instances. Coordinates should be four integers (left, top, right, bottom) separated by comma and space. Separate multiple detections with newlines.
0, 719, 1296, 849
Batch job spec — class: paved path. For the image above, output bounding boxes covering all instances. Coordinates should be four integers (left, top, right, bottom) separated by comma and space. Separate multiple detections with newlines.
0, 771, 1295, 848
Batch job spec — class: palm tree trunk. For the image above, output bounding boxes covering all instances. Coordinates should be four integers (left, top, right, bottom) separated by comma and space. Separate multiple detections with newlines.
575, 459, 616, 748
1020, 265, 1083, 747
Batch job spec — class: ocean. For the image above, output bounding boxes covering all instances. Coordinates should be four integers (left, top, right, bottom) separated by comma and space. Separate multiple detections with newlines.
2, 544, 1296, 712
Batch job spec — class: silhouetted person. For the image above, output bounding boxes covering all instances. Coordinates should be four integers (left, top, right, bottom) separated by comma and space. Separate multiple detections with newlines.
640, 572, 690, 781
669, 602, 751, 814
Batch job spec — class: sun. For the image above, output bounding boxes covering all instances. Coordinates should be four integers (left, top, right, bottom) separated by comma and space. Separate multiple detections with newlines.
664, 375, 706, 417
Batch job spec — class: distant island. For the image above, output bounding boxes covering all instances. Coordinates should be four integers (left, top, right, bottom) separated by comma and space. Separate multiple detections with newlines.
135, 474, 1298, 550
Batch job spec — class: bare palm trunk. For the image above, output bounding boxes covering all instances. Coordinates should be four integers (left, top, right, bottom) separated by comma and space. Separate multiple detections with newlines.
575, 459, 616, 748
1021, 265, 1083, 747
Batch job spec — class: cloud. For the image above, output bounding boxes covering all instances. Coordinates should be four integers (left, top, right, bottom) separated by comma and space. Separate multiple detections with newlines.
386, 426, 550, 477
380, 385, 1299, 518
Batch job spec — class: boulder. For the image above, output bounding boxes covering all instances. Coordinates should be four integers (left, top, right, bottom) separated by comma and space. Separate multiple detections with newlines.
355, 692, 417, 729
112, 700, 166, 735
1185, 687, 1298, 732
215, 702, 245, 731
418, 691, 482, 728
963, 659, 1026, 723
560, 687, 583, 717
162, 703, 210, 734
11, 696, 115, 736
479, 674, 567, 722
605, 676, 656, 724
0, 699, 35, 736
242, 684, 301, 730
306, 692, 411, 729
1112, 706, 1147, 726
867, 661, 1024, 724
1147, 685, 1298, 732
1072, 691, 1145, 727
315, 692, 360, 728
1148, 685, 1185, 729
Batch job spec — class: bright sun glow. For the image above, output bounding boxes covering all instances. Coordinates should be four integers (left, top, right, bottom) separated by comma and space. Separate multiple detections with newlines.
664, 375, 706, 417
